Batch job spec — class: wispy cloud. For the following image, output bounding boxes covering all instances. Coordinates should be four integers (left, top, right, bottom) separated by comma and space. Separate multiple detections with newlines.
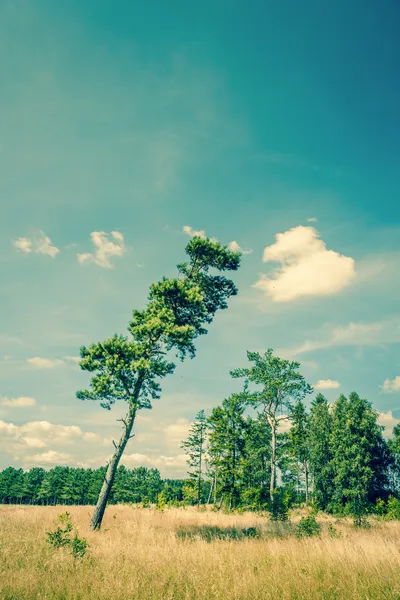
254, 226, 355, 303
291, 317, 400, 355
27, 357, 64, 369
77, 231, 126, 268
14, 231, 59, 258
0, 396, 36, 408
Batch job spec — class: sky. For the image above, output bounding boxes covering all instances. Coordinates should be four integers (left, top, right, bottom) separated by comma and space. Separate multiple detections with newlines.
1, 0, 400, 477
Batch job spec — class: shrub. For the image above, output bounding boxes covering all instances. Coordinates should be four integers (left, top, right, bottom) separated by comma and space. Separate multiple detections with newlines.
46, 512, 88, 559
327, 522, 342, 539
296, 515, 321, 539
386, 496, 400, 521
269, 490, 289, 522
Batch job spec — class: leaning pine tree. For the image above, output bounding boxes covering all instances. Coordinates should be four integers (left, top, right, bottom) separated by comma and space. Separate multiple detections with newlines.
77, 236, 241, 530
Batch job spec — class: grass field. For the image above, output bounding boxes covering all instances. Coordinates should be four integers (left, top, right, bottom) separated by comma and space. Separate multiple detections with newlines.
1, 504, 400, 600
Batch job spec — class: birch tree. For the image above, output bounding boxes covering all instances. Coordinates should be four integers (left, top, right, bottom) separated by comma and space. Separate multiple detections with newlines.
231, 350, 312, 502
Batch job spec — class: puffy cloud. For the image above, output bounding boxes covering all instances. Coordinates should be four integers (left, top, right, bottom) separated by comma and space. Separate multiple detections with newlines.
0, 396, 36, 407
78, 231, 126, 268
291, 317, 400, 355
314, 379, 341, 390
162, 418, 192, 449
183, 225, 206, 239
14, 237, 32, 253
25, 451, 74, 466
14, 232, 59, 258
382, 376, 400, 394
123, 452, 187, 470
228, 241, 253, 255
27, 357, 64, 369
255, 226, 355, 302
0, 419, 105, 467
378, 411, 400, 437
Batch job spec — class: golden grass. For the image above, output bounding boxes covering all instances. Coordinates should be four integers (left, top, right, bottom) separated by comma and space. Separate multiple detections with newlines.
1, 504, 400, 599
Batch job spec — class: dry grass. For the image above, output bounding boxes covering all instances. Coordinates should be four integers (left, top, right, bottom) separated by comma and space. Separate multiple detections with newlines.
1, 504, 400, 599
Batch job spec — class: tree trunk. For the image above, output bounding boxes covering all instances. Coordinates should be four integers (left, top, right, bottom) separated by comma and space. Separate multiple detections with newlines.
90, 403, 137, 530
270, 421, 277, 502
304, 462, 309, 505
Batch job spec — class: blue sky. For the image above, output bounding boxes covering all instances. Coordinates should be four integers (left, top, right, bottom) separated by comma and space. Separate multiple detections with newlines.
1, 0, 400, 476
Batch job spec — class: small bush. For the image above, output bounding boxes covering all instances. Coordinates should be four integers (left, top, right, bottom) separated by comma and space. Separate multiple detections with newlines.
353, 515, 371, 529
386, 496, 400, 521
46, 512, 88, 559
296, 515, 321, 539
327, 522, 342, 539
269, 491, 289, 522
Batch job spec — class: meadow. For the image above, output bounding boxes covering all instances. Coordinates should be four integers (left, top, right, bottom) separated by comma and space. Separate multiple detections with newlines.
1, 504, 400, 600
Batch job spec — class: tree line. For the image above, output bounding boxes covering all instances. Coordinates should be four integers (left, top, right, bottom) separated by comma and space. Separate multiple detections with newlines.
181, 350, 400, 516
0, 465, 185, 506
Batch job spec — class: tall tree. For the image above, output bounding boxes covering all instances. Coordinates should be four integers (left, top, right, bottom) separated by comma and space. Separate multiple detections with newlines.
330, 392, 390, 512
388, 423, 400, 494
231, 350, 312, 502
208, 395, 247, 508
287, 400, 311, 503
77, 237, 241, 529
181, 409, 208, 506
308, 393, 334, 509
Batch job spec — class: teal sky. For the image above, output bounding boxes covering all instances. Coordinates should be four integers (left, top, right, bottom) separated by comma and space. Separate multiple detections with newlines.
1, 0, 400, 476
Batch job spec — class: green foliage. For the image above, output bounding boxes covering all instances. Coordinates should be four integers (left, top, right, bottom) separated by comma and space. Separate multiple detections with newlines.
386, 496, 400, 520
296, 515, 321, 539
181, 410, 208, 505
269, 490, 289, 522
176, 525, 260, 542
327, 522, 342, 539
46, 512, 88, 559
231, 349, 312, 501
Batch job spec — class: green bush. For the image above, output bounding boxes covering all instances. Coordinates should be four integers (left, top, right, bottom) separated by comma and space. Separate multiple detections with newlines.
46, 512, 88, 559
385, 496, 400, 520
269, 490, 289, 522
327, 522, 342, 539
296, 515, 321, 539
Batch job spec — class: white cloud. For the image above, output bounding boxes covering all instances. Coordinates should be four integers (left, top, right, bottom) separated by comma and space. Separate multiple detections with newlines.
0, 396, 36, 408
27, 357, 64, 369
123, 452, 187, 470
183, 225, 206, 239
314, 379, 341, 390
35, 233, 60, 258
254, 226, 355, 302
308, 217, 317, 223
228, 240, 253, 255
378, 411, 399, 437
14, 232, 59, 258
162, 418, 192, 449
291, 317, 400, 355
14, 237, 32, 253
25, 451, 74, 466
382, 376, 400, 394
77, 231, 126, 268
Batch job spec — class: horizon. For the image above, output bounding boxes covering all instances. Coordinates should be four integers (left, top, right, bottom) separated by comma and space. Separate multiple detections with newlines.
1, 0, 400, 478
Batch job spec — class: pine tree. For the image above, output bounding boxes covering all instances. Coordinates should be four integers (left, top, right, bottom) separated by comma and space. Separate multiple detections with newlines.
181, 410, 208, 506
308, 393, 334, 509
77, 236, 241, 529
288, 400, 311, 503
208, 395, 247, 509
